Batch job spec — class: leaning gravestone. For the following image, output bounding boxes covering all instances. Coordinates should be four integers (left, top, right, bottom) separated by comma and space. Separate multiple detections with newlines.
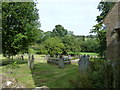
78, 55, 90, 74
58, 55, 64, 68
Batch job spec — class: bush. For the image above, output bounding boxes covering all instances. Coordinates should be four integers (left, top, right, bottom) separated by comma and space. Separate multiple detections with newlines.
7, 61, 20, 69
1, 59, 28, 66
70, 58, 120, 88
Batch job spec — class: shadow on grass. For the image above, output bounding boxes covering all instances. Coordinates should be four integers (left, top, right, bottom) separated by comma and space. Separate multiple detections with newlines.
1, 59, 28, 66
31, 62, 79, 88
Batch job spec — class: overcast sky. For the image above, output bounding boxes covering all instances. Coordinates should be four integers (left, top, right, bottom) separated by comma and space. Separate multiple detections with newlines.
36, 0, 101, 35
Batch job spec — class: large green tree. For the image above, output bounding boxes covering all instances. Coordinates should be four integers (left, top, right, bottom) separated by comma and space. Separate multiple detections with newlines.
43, 37, 65, 57
80, 39, 98, 52
52, 24, 68, 37
62, 35, 81, 53
2, 2, 40, 58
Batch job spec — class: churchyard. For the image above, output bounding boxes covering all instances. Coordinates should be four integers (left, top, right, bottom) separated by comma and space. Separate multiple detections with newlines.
1, 1, 120, 89
0, 54, 80, 88
1, 53, 108, 88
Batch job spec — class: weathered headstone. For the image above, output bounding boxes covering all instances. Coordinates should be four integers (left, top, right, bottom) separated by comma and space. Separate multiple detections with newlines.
58, 55, 64, 68
28, 54, 31, 68
78, 55, 90, 74
46, 54, 50, 61
31, 54, 34, 69
28, 54, 34, 69
57, 54, 60, 58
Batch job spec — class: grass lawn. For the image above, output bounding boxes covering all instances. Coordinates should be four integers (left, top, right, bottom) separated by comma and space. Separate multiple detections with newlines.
79, 52, 98, 56
68, 52, 98, 56
1, 54, 79, 88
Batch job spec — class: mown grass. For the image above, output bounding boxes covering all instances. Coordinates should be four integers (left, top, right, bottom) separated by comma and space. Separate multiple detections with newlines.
79, 52, 98, 56
68, 52, 98, 56
1, 54, 79, 88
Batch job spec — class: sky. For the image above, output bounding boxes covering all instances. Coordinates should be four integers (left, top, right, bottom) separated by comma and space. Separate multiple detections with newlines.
36, 0, 101, 36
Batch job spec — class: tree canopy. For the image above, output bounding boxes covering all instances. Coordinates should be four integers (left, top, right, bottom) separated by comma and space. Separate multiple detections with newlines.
2, 2, 40, 58
43, 37, 65, 57
52, 24, 68, 37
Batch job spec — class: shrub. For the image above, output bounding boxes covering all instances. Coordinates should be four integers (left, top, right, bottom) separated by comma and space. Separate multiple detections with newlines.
70, 58, 120, 88
1, 59, 27, 66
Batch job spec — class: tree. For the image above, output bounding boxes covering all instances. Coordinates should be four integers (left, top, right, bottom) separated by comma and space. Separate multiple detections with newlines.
36, 29, 44, 43
2, 2, 40, 58
80, 39, 98, 52
42, 31, 52, 41
43, 37, 65, 57
52, 24, 68, 37
62, 35, 81, 53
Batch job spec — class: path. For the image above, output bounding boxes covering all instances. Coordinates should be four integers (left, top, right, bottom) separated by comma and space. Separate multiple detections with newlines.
71, 59, 79, 62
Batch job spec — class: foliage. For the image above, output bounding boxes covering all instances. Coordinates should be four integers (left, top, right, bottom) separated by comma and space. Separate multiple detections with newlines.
70, 58, 120, 88
1, 58, 28, 66
43, 37, 65, 56
36, 29, 44, 43
7, 61, 20, 69
37, 30, 98, 55
2, 2, 40, 58
52, 24, 68, 37
38, 31, 53, 43
35, 23, 98, 55
80, 39, 98, 52
39, 45, 48, 54
91, 2, 115, 57
97, 2, 115, 22
62, 35, 81, 53
28, 48, 36, 54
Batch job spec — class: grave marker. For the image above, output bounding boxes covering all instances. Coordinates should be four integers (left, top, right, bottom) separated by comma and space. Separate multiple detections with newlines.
78, 55, 90, 74
58, 55, 64, 68
28, 54, 34, 70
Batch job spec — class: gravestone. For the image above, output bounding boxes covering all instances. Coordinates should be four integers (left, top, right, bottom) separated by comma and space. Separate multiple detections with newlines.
28, 54, 34, 69
68, 54, 71, 60
58, 55, 64, 68
46, 54, 50, 61
57, 54, 60, 58
78, 55, 90, 74
31, 54, 34, 69
28, 54, 31, 67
